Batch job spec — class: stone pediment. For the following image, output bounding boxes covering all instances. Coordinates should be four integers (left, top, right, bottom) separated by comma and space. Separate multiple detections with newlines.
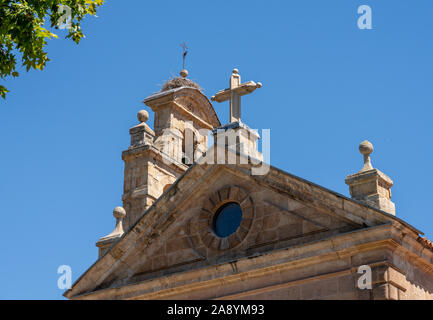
64, 157, 420, 299
143, 87, 221, 130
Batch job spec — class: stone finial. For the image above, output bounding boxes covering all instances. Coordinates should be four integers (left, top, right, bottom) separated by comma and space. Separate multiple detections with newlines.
345, 141, 395, 215
113, 206, 126, 222
180, 69, 188, 78
105, 206, 126, 238
359, 140, 374, 172
137, 110, 149, 123
96, 206, 127, 257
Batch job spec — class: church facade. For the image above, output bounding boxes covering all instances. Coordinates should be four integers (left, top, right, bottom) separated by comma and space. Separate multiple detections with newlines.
64, 69, 433, 300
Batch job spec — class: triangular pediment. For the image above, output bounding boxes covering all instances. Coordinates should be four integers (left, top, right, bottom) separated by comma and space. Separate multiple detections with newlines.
65, 158, 416, 299
143, 87, 221, 129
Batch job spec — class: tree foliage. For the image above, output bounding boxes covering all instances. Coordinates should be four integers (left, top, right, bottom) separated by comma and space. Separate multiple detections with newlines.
0, 0, 104, 98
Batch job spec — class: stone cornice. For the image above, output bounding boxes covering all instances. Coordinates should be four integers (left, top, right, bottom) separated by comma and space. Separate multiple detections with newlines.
68, 224, 432, 300
121, 144, 188, 173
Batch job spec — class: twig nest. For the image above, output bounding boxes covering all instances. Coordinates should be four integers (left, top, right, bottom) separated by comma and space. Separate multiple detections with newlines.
161, 77, 201, 92
113, 207, 126, 219
137, 110, 149, 123
359, 140, 373, 156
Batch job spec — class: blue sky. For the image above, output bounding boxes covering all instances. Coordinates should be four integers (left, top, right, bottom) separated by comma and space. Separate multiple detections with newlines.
1, 1, 432, 299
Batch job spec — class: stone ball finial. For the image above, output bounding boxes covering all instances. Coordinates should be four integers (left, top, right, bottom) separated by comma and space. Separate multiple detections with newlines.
256, 82, 263, 88
359, 140, 374, 172
113, 206, 126, 219
359, 140, 374, 156
232, 68, 239, 74
180, 69, 188, 78
137, 110, 149, 123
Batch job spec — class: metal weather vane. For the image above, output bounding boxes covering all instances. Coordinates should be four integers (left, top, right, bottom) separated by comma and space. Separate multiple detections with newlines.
180, 42, 188, 70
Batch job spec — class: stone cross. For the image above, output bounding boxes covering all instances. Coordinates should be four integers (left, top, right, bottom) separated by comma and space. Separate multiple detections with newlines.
211, 69, 262, 123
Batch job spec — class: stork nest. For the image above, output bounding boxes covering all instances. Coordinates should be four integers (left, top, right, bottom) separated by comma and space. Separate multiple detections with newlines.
161, 77, 202, 92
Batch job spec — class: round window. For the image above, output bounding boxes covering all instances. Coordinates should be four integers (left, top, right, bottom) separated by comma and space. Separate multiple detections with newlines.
213, 202, 243, 238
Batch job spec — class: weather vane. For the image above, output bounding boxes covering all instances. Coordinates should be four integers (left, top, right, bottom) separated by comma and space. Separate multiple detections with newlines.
180, 41, 188, 70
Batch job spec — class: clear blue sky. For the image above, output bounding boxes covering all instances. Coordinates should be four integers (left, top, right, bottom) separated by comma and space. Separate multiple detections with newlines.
1, 0, 432, 299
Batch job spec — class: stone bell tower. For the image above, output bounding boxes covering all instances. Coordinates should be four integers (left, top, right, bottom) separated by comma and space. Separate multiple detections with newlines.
120, 70, 221, 231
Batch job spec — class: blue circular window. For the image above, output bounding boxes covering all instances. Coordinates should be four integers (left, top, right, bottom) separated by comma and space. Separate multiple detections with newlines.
213, 202, 243, 238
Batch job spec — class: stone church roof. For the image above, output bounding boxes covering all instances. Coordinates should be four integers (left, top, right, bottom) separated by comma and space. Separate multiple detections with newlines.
64, 156, 428, 299
64, 68, 433, 300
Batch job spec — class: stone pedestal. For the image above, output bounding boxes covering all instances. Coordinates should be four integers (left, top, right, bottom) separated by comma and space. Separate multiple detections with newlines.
345, 168, 395, 215
129, 122, 155, 148
212, 121, 263, 162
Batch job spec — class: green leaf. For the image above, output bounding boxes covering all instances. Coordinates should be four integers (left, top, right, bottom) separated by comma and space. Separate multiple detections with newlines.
0, 0, 105, 99
0, 85, 9, 99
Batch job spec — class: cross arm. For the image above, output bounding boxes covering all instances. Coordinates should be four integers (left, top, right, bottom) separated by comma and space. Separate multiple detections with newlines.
211, 81, 262, 103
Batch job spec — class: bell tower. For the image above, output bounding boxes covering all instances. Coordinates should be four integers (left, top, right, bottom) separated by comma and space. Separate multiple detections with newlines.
120, 70, 220, 231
